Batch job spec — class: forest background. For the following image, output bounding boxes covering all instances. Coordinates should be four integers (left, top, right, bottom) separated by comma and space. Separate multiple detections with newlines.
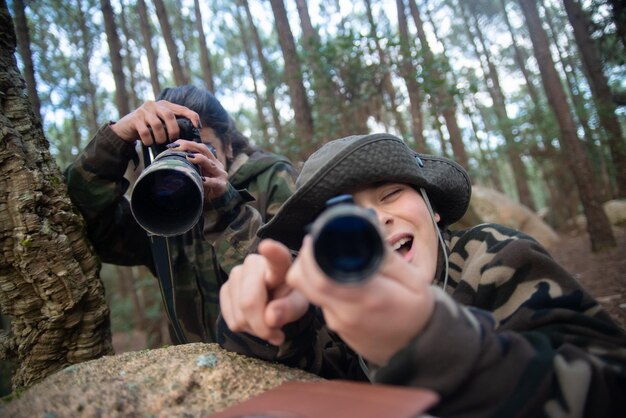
1, 0, 624, 396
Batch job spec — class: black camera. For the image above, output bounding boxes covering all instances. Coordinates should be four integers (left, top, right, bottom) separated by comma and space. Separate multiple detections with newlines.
310, 195, 385, 284
130, 118, 204, 237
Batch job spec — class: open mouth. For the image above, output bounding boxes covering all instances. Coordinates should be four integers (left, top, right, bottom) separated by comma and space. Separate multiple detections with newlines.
392, 236, 414, 257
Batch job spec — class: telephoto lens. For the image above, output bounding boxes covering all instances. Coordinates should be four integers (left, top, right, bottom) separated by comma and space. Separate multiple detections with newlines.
130, 118, 204, 236
310, 195, 385, 284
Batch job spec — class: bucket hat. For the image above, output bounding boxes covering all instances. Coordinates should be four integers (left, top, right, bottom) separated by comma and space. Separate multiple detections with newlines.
258, 133, 472, 250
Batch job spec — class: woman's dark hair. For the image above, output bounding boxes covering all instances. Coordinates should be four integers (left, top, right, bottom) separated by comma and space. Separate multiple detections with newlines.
225, 117, 257, 156
156, 85, 230, 145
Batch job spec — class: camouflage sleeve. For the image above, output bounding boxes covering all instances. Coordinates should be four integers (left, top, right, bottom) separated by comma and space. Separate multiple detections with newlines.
63, 124, 153, 268
218, 223, 626, 417
374, 225, 626, 418
204, 160, 297, 274
216, 306, 369, 381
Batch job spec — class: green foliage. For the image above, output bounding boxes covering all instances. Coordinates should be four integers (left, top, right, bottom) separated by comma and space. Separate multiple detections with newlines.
9, 0, 623, 260
587, 0, 626, 67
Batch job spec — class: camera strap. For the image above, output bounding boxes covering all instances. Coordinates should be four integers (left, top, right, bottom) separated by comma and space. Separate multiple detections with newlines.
149, 235, 189, 344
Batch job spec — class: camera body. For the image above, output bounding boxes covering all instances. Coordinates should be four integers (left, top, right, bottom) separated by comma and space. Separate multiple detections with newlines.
310, 195, 385, 284
130, 118, 205, 237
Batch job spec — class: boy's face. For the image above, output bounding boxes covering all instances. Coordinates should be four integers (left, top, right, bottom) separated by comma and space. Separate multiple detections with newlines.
351, 182, 440, 283
200, 127, 232, 168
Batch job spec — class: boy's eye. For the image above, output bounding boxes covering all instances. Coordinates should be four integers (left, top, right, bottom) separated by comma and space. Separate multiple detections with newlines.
381, 188, 402, 201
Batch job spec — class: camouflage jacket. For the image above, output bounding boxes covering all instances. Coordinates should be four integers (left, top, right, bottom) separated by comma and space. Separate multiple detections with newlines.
65, 124, 297, 344
218, 223, 626, 418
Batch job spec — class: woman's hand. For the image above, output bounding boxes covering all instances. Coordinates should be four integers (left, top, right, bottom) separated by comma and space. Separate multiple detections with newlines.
220, 239, 310, 346
110, 100, 201, 145
167, 140, 229, 201
287, 236, 436, 366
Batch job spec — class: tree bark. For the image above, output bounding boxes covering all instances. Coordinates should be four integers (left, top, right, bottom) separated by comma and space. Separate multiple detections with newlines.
464, 1, 535, 209
396, 0, 426, 152
239, 0, 284, 141
607, 0, 626, 50
408, 0, 468, 168
268, 0, 314, 148
193, 0, 215, 92
118, 2, 141, 110
100, 0, 130, 116
153, 0, 188, 86
0, 1, 113, 390
116, 266, 148, 330
423, 0, 502, 184
364, 0, 409, 140
136, 0, 161, 96
541, 2, 611, 200
11, 0, 41, 122
294, 0, 343, 133
563, 0, 626, 198
499, 0, 550, 142
234, 7, 271, 145
518, 0, 615, 251
76, 0, 100, 135
169, 0, 193, 81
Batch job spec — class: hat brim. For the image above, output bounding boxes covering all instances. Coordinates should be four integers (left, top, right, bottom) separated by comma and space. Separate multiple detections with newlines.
259, 134, 471, 250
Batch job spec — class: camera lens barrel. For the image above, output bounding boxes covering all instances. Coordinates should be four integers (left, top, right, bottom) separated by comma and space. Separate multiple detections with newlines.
311, 203, 385, 284
130, 150, 204, 236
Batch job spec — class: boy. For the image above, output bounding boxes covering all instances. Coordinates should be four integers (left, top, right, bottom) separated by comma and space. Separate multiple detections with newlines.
218, 133, 626, 417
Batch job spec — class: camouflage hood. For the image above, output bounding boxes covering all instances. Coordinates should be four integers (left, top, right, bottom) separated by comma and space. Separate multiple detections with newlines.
228, 150, 294, 190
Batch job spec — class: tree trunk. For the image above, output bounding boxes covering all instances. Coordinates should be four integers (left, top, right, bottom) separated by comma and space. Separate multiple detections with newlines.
76, 0, 100, 136
409, 0, 468, 168
11, 0, 41, 122
136, 266, 168, 348
396, 0, 426, 152
169, 0, 193, 81
136, 0, 161, 97
193, 0, 215, 92
499, 0, 550, 143
364, 0, 409, 140
464, 1, 535, 209
153, 0, 188, 86
295, 0, 340, 133
118, 2, 141, 110
235, 7, 271, 145
116, 266, 148, 330
268, 0, 314, 148
541, 2, 611, 201
514, 0, 587, 224
424, 1, 478, 166
0, 2, 113, 390
465, 93, 505, 192
563, 0, 626, 198
465, 99, 504, 192
239, 0, 284, 141
518, 0, 615, 251
607, 0, 626, 50
100, 0, 130, 116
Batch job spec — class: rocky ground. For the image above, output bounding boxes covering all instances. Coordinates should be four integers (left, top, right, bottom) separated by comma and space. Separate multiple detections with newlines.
0, 343, 321, 417
550, 226, 626, 330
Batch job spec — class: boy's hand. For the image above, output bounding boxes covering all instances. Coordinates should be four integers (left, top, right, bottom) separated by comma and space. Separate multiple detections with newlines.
220, 239, 309, 346
287, 236, 435, 366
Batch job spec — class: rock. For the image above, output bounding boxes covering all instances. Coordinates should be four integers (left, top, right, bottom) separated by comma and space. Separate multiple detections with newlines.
460, 186, 560, 250
569, 199, 626, 231
603, 200, 626, 226
0, 343, 321, 417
